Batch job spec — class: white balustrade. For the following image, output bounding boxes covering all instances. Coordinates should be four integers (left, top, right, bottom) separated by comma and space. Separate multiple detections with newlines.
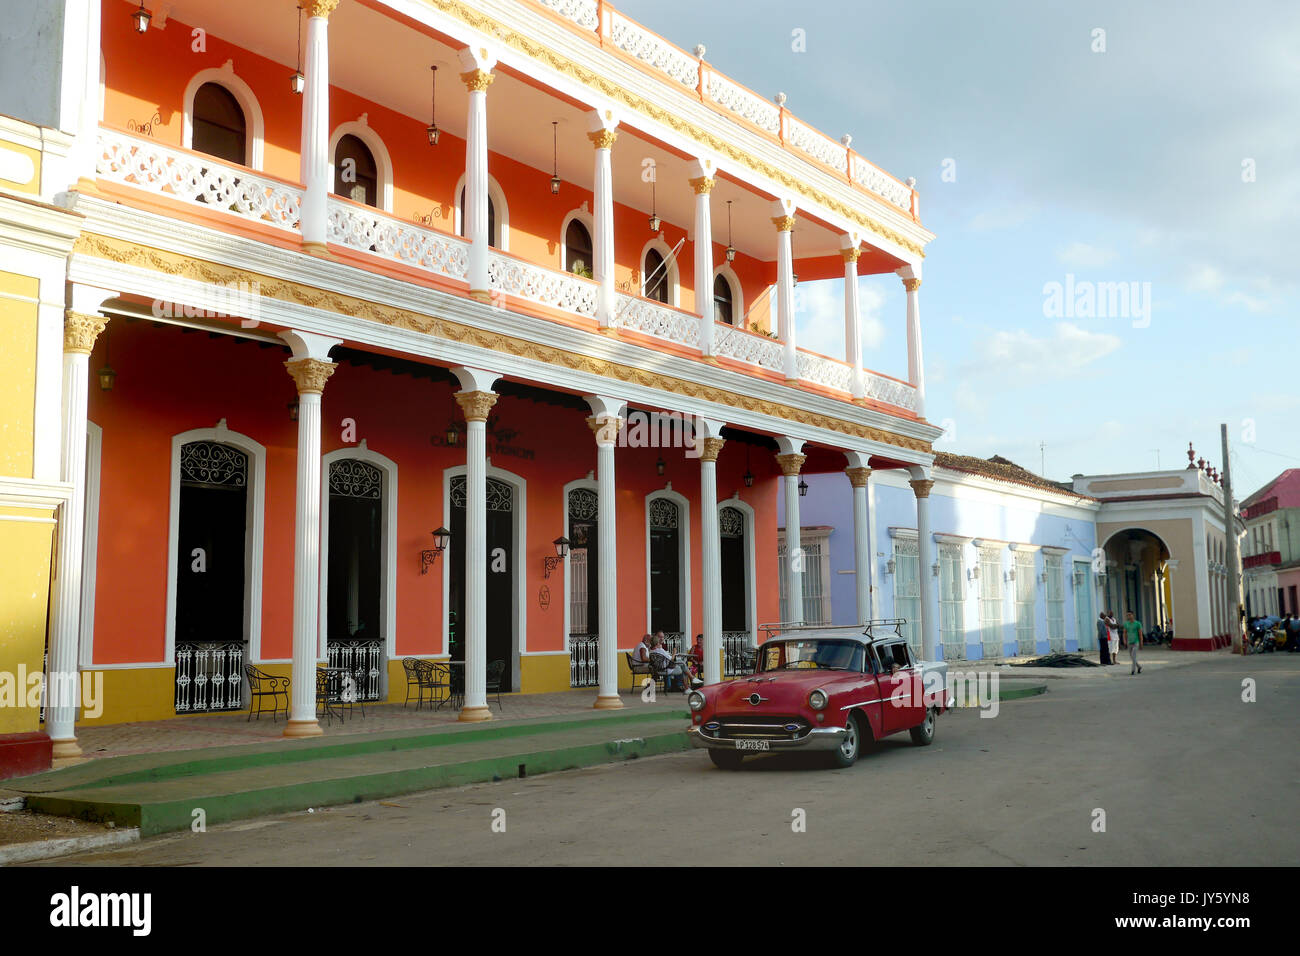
862, 370, 918, 412
715, 324, 785, 373
608, 11, 699, 88
705, 72, 782, 134
797, 349, 854, 393
851, 155, 913, 211
97, 129, 302, 231
326, 199, 469, 280
614, 293, 701, 348
786, 117, 848, 175
537, 0, 599, 30
489, 252, 599, 317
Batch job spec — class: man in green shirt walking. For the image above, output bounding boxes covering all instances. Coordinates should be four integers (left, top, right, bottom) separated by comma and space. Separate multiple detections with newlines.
1124, 611, 1143, 675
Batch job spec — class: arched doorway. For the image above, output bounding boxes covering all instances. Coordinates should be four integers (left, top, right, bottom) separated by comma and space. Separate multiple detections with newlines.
647, 493, 689, 651
1100, 528, 1173, 634
449, 475, 517, 690
719, 503, 753, 674
566, 485, 599, 686
324, 456, 386, 700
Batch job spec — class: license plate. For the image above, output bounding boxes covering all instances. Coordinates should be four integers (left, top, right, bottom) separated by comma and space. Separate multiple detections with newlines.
734, 739, 770, 751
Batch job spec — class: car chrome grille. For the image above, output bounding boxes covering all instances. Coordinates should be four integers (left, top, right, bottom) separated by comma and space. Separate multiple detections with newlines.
704, 715, 810, 740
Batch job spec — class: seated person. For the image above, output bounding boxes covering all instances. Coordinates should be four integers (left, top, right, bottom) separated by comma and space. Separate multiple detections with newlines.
688, 633, 704, 678
649, 635, 692, 692
631, 633, 651, 664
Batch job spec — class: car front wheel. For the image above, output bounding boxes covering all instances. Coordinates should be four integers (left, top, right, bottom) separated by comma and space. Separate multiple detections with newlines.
910, 707, 936, 746
709, 749, 744, 770
830, 713, 863, 768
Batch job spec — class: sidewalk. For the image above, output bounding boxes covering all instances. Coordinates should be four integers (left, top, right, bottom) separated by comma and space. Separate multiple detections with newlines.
953, 646, 1230, 681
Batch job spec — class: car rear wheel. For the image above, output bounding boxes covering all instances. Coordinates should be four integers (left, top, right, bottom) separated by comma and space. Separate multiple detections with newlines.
910, 707, 936, 746
830, 713, 862, 768
709, 749, 744, 770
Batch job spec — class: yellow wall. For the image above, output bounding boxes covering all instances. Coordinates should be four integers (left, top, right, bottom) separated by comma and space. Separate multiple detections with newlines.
520, 653, 574, 694
0, 508, 55, 734
1099, 518, 1201, 638
0, 270, 39, 479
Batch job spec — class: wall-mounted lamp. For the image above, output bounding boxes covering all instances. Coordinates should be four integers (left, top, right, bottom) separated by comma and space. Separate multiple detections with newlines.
655, 456, 666, 477
968, 566, 980, 581
885, 558, 896, 575
288, 399, 300, 422
543, 535, 571, 579
798, 478, 808, 497
931, 561, 941, 578
132, 2, 152, 33
1005, 568, 1016, 583
420, 527, 452, 574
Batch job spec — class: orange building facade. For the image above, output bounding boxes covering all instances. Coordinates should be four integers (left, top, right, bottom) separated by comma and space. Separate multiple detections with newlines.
3, 0, 942, 766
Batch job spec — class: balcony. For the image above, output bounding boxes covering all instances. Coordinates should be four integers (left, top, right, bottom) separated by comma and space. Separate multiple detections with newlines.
1243, 551, 1281, 570
94, 126, 920, 415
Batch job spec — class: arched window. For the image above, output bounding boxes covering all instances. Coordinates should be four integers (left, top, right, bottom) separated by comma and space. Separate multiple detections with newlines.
644, 247, 668, 303
713, 273, 734, 325
191, 83, 246, 165
334, 134, 378, 207
565, 219, 593, 276
458, 189, 498, 247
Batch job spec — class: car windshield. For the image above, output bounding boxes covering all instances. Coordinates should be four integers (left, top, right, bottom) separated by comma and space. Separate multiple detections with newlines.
758, 639, 863, 672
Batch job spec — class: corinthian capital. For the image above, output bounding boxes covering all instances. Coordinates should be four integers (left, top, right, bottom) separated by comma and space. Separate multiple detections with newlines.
63, 311, 109, 355
285, 357, 337, 395
460, 69, 495, 93
775, 452, 806, 476
455, 390, 499, 423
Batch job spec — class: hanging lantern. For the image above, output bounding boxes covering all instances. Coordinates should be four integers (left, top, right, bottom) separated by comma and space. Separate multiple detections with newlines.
290, 5, 305, 94
426, 66, 441, 146
648, 169, 660, 232
725, 199, 736, 262
97, 364, 117, 391
550, 122, 561, 194
132, 2, 152, 33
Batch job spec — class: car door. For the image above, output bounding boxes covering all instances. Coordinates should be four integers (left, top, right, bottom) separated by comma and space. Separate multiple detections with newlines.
874, 642, 908, 735
890, 641, 926, 730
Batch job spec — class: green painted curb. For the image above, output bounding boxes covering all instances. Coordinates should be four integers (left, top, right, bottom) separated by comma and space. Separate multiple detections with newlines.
25, 729, 692, 836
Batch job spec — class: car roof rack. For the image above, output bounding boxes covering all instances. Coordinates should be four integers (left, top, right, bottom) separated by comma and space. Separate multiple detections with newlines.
757, 619, 909, 643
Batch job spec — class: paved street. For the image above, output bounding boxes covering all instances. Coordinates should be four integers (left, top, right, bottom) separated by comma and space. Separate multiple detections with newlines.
39, 652, 1300, 866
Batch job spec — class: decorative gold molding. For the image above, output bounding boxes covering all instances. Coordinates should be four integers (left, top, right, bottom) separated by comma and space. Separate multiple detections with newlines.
460, 69, 495, 93
846, 466, 872, 487
771, 215, 796, 232
286, 357, 336, 394
689, 176, 716, 195
303, 0, 340, 18
841, 247, 862, 264
455, 389, 498, 422
72, 233, 932, 454
909, 477, 935, 498
63, 311, 109, 354
776, 452, 806, 476
587, 414, 624, 444
700, 437, 725, 462
586, 129, 618, 150
411, 0, 926, 258
902, 278, 922, 293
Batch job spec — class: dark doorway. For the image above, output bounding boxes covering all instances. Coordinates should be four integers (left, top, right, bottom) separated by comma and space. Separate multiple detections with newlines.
175, 441, 248, 713
719, 506, 747, 632
334, 134, 378, 207
568, 488, 599, 638
449, 476, 515, 691
192, 83, 247, 165
326, 458, 384, 700
648, 497, 681, 636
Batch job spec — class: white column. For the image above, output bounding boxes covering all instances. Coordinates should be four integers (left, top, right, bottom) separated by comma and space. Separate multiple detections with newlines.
459, 48, 497, 300
776, 436, 806, 624
56, 0, 103, 196
689, 159, 717, 358
588, 111, 620, 328
898, 265, 926, 417
586, 395, 627, 707
298, 0, 336, 254
46, 290, 114, 764
773, 200, 798, 383
280, 330, 341, 737
698, 418, 726, 681
845, 453, 872, 625
842, 238, 865, 400
451, 367, 501, 721
910, 470, 939, 661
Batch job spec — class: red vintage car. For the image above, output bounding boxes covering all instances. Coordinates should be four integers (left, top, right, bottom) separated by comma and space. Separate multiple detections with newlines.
688, 622, 953, 769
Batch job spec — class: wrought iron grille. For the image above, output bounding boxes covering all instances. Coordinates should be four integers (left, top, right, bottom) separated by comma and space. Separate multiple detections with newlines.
568, 487, 598, 521
327, 639, 384, 701
451, 476, 514, 511
719, 506, 744, 538
723, 631, 755, 676
329, 459, 382, 499
660, 631, 683, 654
179, 441, 248, 488
649, 497, 679, 529
569, 633, 599, 687
175, 641, 244, 713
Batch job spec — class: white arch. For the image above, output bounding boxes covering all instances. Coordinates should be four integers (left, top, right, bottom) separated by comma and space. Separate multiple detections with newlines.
442, 463, 528, 690
719, 494, 758, 648
644, 487, 692, 644
320, 443, 399, 667
562, 476, 599, 652
453, 172, 510, 250
328, 118, 394, 213
181, 63, 265, 170
559, 204, 595, 276
164, 423, 267, 664
640, 236, 680, 308
712, 262, 745, 327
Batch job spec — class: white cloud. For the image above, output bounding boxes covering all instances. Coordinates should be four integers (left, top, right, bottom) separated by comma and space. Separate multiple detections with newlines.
1058, 242, 1117, 269
966, 201, 1038, 232
971, 322, 1121, 380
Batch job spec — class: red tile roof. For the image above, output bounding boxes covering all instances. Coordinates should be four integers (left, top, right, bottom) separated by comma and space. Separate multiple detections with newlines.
934, 452, 1096, 502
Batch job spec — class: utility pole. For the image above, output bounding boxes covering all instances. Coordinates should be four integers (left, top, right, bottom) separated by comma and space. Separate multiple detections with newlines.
1221, 424, 1242, 653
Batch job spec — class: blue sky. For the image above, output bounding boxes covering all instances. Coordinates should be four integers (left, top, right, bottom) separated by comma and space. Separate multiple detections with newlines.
616, 0, 1299, 495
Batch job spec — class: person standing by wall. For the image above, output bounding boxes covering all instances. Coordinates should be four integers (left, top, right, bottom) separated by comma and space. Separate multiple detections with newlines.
1124, 610, 1143, 675
1097, 612, 1112, 665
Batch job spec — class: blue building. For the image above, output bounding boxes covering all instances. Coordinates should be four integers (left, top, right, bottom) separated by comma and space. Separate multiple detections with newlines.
779, 453, 1102, 661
